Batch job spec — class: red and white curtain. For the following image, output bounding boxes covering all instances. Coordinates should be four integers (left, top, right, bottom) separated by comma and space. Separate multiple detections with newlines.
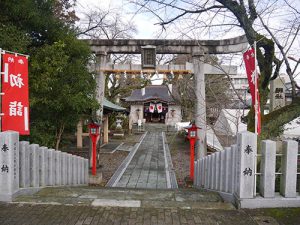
149, 103, 155, 113
157, 103, 162, 113
149, 103, 163, 113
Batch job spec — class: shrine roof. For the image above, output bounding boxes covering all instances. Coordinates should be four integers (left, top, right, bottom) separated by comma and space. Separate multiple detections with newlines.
103, 98, 126, 112
123, 85, 175, 103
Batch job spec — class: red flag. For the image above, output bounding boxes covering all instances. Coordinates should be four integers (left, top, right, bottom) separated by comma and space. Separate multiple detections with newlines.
1, 53, 30, 135
243, 48, 261, 135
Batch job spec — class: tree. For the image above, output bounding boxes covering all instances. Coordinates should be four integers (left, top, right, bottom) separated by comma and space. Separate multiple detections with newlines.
78, 7, 154, 104
164, 55, 232, 123
131, 0, 300, 138
0, 0, 98, 149
30, 38, 98, 149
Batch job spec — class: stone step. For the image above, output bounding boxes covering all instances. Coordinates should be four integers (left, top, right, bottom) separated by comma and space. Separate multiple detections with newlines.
13, 186, 234, 210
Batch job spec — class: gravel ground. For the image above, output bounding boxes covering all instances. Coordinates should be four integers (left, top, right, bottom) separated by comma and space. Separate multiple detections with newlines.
166, 131, 191, 188
97, 133, 143, 186
98, 151, 129, 186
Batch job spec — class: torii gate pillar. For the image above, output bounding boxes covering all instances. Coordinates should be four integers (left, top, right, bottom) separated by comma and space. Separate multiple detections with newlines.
193, 52, 207, 159
95, 52, 107, 120
90, 52, 106, 168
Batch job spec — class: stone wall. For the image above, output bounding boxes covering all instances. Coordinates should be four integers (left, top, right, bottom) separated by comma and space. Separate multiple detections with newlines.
194, 131, 300, 208
0, 131, 88, 202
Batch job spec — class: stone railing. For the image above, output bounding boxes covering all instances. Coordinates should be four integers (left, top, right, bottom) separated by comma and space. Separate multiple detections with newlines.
194, 131, 300, 208
0, 131, 89, 202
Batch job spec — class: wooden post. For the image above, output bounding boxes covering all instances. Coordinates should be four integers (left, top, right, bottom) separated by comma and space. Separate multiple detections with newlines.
103, 115, 109, 144
76, 120, 83, 148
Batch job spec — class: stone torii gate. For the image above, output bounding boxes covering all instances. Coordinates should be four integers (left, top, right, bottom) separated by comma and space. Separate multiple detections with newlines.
85, 35, 248, 159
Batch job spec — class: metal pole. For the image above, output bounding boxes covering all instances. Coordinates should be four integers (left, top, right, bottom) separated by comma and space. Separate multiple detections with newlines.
254, 41, 258, 135
0, 48, 2, 132
254, 42, 258, 196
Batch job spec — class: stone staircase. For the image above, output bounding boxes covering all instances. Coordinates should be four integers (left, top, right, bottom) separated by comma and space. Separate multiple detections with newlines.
13, 186, 234, 210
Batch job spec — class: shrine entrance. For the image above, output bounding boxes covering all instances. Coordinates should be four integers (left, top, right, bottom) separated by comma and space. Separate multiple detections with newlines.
84, 36, 248, 190
86, 36, 248, 159
143, 101, 167, 123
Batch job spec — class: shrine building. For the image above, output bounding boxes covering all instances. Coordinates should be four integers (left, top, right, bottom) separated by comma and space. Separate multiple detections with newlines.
123, 85, 182, 125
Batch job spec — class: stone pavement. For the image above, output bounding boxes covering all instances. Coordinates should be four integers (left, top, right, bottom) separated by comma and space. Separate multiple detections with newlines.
0, 203, 259, 225
109, 130, 176, 189
2, 187, 299, 225
2, 187, 263, 225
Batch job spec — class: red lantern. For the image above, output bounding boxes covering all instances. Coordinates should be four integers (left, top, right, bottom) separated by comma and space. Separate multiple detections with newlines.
88, 122, 100, 176
186, 123, 200, 180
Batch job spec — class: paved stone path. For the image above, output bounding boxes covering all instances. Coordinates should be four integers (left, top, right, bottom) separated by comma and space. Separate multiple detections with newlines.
113, 132, 172, 189
0, 203, 259, 225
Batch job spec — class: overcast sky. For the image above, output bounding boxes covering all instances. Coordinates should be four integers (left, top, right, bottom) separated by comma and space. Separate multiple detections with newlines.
76, 0, 159, 39
75, 0, 300, 81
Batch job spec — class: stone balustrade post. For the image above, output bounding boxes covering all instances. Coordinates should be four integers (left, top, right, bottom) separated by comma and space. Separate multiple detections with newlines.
194, 160, 199, 187
29, 144, 39, 188
235, 132, 257, 199
280, 140, 298, 198
230, 145, 237, 193
200, 158, 205, 187
72, 155, 77, 185
0, 131, 19, 202
224, 148, 231, 192
211, 154, 216, 189
19, 141, 30, 188
214, 152, 221, 190
67, 154, 73, 185
55, 151, 62, 186
61, 152, 68, 185
219, 149, 226, 192
84, 159, 89, 184
76, 156, 80, 185
208, 155, 213, 189
204, 157, 209, 189
39, 147, 48, 187
47, 149, 55, 186
260, 140, 276, 198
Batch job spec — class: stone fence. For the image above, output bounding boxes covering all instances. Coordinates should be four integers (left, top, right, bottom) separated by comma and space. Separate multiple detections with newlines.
0, 131, 89, 202
194, 131, 300, 208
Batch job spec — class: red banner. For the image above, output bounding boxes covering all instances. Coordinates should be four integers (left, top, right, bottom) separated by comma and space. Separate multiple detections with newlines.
1, 53, 30, 135
243, 48, 261, 135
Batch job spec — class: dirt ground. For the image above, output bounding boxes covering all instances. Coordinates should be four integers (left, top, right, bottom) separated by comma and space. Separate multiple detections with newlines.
166, 131, 192, 188
98, 151, 128, 186
97, 133, 143, 186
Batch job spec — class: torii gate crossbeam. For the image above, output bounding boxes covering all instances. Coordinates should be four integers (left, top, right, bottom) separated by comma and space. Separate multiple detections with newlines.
85, 35, 248, 159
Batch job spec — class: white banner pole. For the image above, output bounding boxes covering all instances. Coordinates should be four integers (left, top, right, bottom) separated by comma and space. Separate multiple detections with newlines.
0, 48, 2, 132
254, 41, 258, 135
